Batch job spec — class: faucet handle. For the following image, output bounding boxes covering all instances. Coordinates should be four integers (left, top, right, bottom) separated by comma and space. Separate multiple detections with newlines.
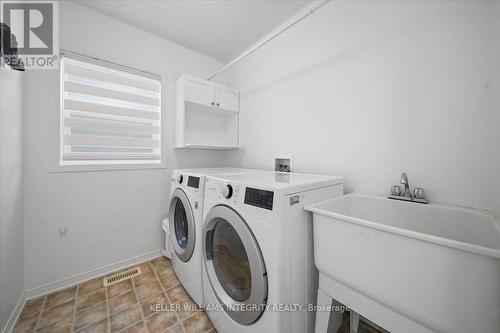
414, 188, 426, 199
391, 185, 402, 196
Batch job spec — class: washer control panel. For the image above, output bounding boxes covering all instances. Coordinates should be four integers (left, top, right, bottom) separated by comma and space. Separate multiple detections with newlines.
187, 176, 200, 189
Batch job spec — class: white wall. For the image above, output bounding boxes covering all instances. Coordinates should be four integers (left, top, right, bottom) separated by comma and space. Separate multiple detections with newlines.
492, 0, 500, 219
16, 0, 500, 294
220, 0, 493, 209
0, 69, 24, 327
23, 1, 224, 290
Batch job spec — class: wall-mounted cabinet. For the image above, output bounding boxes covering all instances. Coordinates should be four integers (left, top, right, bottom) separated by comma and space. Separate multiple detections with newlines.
176, 74, 239, 149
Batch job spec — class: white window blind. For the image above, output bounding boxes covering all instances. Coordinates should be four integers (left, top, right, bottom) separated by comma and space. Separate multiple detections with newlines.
60, 53, 161, 165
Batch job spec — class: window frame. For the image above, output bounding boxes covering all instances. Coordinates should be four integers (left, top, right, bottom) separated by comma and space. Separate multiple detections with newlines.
53, 51, 165, 172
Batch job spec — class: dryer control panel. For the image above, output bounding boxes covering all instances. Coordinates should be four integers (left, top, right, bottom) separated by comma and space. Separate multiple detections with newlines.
206, 177, 274, 211
244, 187, 274, 210
187, 176, 200, 189
206, 178, 242, 205
171, 171, 204, 195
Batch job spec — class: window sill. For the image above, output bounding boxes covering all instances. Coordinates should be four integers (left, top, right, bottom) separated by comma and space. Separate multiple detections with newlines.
49, 162, 166, 173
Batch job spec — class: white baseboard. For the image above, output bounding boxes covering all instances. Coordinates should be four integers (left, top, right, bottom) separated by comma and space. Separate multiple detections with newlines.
24, 249, 162, 300
1, 293, 26, 333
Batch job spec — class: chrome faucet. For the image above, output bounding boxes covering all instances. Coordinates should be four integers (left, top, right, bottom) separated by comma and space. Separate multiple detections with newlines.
389, 172, 428, 204
400, 172, 410, 197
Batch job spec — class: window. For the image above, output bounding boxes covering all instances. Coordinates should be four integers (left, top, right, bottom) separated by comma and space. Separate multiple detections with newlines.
60, 52, 161, 167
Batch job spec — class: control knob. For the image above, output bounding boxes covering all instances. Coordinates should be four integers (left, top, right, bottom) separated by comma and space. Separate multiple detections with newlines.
177, 175, 183, 184
223, 184, 233, 199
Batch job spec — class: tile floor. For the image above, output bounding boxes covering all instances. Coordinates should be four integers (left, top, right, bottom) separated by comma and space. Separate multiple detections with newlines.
13, 255, 388, 333
13, 257, 215, 333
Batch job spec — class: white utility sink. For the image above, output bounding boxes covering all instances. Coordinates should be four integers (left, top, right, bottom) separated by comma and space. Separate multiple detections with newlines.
305, 193, 500, 333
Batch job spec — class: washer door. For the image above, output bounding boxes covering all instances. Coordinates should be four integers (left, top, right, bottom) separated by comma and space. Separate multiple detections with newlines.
169, 189, 195, 262
204, 205, 268, 325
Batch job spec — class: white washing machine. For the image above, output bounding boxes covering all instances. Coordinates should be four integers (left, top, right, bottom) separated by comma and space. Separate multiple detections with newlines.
202, 171, 344, 333
169, 168, 255, 306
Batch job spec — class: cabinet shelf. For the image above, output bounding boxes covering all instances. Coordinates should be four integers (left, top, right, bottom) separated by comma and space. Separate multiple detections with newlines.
177, 143, 239, 149
176, 74, 239, 150
184, 101, 238, 115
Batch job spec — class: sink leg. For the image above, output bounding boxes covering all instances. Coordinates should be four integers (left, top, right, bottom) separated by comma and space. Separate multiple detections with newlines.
315, 289, 332, 333
315, 289, 345, 333
350, 310, 360, 333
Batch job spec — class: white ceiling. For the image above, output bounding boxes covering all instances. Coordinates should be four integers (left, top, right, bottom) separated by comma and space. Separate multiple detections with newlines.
75, 0, 312, 63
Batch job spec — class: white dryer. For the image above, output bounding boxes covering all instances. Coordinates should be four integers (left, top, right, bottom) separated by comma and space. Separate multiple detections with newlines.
169, 168, 254, 306
202, 171, 344, 333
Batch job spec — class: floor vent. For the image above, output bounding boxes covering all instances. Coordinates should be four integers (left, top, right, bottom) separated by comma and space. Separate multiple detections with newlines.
103, 267, 141, 286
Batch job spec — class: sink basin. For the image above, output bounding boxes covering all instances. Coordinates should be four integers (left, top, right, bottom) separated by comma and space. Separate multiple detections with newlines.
305, 193, 500, 333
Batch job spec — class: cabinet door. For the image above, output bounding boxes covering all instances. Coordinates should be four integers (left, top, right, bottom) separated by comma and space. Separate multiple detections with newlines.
184, 76, 214, 106
214, 83, 239, 112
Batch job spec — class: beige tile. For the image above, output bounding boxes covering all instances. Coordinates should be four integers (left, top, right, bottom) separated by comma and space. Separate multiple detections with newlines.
109, 290, 137, 314
118, 321, 149, 333
136, 262, 153, 273
20, 296, 45, 319
153, 265, 172, 278
110, 304, 142, 333
165, 324, 184, 333
181, 312, 213, 333
150, 257, 171, 269
135, 281, 163, 301
13, 314, 39, 333
74, 318, 108, 333
157, 266, 180, 290
34, 315, 73, 333
144, 311, 177, 333
133, 270, 157, 287
107, 279, 133, 298
45, 287, 77, 309
76, 289, 106, 312
166, 287, 197, 320
78, 278, 104, 296
166, 286, 194, 305
141, 293, 170, 318
13, 260, 210, 333
74, 302, 107, 331
37, 300, 74, 328
152, 259, 175, 278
